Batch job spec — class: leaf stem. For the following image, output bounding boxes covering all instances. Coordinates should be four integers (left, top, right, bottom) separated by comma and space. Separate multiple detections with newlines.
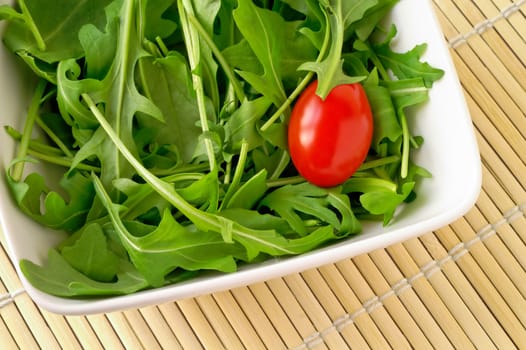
187, 14, 246, 102
18, 0, 46, 51
5, 125, 62, 156
26, 150, 101, 172
368, 46, 391, 82
221, 139, 249, 209
358, 155, 401, 171
269, 149, 290, 180
260, 0, 333, 133
11, 79, 46, 181
266, 176, 305, 188
155, 37, 170, 57
264, 155, 401, 188
35, 116, 74, 157
260, 72, 313, 132
364, 45, 410, 179
154, 163, 210, 177
177, 0, 217, 172
315, 0, 345, 99
399, 112, 410, 179
343, 177, 397, 194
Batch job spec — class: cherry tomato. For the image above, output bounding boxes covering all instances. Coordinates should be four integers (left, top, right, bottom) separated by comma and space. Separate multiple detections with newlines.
287, 80, 373, 187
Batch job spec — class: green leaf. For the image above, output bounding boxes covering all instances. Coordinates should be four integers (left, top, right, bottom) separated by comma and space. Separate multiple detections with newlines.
280, 0, 326, 50
7, 168, 95, 232
189, 0, 222, 112
360, 181, 415, 225
219, 208, 291, 235
341, 0, 381, 30
327, 191, 361, 235
78, 1, 120, 79
13, 51, 58, 83
58, 0, 163, 190
69, 127, 105, 172
224, 169, 268, 210
349, 0, 398, 41
385, 78, 430, 108
98, 185, 244, 286
299, 0, 373, 99
278, 23, 318, 91
0, 5, 24, 21
222, 39, 261, 77
375, 33, 445, 87
176, 170, 220, 213
232, 0, 288, 106
143, 0, 178, 40
61, 223, 120, 282
222, 16, 316, 94
113, 178, 170, 222
259, 182, 359, 236
20, 249, 149, 297
363, 83, 402, 151
3, 0, 114, 63
137, 52, 205, 163
224, 96, 272, 152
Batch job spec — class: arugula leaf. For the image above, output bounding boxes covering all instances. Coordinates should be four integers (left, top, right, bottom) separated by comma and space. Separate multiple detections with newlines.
387, 78, 431, 178
360, 181, 415, 225
142, 0, 178, 40
61, 223, 120, 282
224, 96, 272, 152
7, 167, 95, 232
58, 0, 163, 190
137, 53, 205, 163
280, 0, 326, 51
78, 1, 120, 80
2, 0, 114, 63
374, 27, 444, 87
232, 0, 288, 106
349, 0, 398, 41
364, 83, 402, 151
327, 191, 361, 234
341, 0, 382, 30
113, 178, 170, 222
176, 170, 220, 213
218, 208, 291, 235
259, 182, 360, 236
93, 174, 243, 287
299, 0, 375, 99
224, 169, 268, 210
20, 249, 149, 297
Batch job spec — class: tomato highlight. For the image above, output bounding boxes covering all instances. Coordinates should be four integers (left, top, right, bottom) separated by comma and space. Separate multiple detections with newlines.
287, 80, 374, 187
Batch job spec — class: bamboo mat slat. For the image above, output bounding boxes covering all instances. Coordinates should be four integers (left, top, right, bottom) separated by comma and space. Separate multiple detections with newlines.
2, 0, 526, 348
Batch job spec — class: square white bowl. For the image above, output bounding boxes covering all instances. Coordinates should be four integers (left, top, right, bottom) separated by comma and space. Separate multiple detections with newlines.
0, 0, 481, 315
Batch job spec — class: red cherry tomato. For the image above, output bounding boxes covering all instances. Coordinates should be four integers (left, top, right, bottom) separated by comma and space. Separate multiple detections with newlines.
287, 80, 373, 187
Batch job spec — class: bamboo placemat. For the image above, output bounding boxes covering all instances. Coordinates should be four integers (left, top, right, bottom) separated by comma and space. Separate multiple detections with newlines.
1, 0, 526, 348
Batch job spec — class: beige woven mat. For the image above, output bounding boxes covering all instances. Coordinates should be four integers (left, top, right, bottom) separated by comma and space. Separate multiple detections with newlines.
1, 0, 526, 348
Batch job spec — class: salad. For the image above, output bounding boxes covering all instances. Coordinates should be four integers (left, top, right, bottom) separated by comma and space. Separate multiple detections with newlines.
0, 0, 443, 297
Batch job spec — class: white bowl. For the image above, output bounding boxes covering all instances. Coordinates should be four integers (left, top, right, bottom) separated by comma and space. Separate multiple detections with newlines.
0, 0, 481, 315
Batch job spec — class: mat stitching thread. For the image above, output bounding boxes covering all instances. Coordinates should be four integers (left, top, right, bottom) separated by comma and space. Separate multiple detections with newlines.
0, 288, 25, 309
293, 202, 526, 350
448, 0, 526, 48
